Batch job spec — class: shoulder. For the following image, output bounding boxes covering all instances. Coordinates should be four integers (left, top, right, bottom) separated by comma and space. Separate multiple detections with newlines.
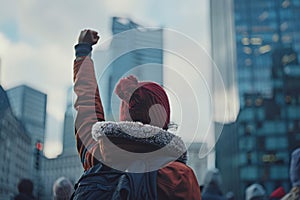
157, 161, 201, 200
158, 161, 195, 183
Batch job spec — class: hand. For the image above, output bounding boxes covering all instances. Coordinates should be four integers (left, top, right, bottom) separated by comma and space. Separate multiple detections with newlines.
78, 29, 100, 46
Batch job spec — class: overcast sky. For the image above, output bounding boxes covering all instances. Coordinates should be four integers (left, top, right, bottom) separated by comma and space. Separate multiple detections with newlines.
0, 0, 213, 158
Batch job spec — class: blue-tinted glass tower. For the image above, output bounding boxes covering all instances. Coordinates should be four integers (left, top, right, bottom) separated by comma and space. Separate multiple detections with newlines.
235, 0, 300, 104
7, 85, 47, 144
215, 1, 300, 199
95, 17, 164, 120
234, 0, 300, 197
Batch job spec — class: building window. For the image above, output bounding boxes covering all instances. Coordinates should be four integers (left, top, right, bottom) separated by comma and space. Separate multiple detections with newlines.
240, 166, 258, 180
247, 151, 252, 164
270, 166, 289, 179
265, 137, 288, 150
245, 124, 255, 135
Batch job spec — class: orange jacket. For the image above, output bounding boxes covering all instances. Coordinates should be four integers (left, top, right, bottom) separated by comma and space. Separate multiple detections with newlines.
73, 55, 201, 200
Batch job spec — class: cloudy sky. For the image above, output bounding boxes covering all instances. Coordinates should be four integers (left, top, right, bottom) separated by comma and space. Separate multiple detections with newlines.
0, 0, 215, 158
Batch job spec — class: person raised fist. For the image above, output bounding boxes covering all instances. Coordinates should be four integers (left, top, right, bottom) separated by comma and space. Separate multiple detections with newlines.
78, 29, 100, 46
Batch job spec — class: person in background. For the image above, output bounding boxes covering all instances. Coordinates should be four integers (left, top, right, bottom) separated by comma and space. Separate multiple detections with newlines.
281, 148, 300, 200
202, 168, 227, 200
14, 179, 35, 200
225, 191, 235, 200
245, 183, 266, 200
53, 177, 73, 200
269, 186, 286, 200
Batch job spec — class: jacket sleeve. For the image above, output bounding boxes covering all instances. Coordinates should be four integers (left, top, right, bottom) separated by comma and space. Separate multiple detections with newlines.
73, 44, 105, 171
157, 161, 201, 200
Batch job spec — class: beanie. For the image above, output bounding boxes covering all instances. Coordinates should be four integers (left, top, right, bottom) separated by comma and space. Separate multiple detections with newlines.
18, 179, 33, 195
290, 148, 300, 187
53, 177, 73, 200
115, 75, 170, 130
270, 186, 286, 199
246, 183, 266, 200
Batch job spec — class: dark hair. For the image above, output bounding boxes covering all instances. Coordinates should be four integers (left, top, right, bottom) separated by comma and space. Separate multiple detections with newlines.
18, 179, 33, 194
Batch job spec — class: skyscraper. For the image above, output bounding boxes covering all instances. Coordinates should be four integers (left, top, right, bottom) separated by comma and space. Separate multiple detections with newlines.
234, 0, 300, 104
234, 0, 300, 195
210, 0, 239, 123
62, 86, 76, 154
95, 17, 164, 120
214, 0, 300, 199
7, 85, 47, 144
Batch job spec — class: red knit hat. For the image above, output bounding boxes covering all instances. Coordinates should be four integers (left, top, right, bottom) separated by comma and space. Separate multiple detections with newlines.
270, 186, 286, 199
115, 75, 170, 130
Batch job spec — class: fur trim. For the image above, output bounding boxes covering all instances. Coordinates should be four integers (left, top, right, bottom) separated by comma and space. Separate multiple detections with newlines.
92, 121, 187, 163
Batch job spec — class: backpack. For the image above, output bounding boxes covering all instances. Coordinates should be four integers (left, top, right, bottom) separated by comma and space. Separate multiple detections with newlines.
71, 163, 158, 200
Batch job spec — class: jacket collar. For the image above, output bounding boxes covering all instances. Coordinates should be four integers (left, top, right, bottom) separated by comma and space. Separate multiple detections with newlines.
92, 121, 187, 164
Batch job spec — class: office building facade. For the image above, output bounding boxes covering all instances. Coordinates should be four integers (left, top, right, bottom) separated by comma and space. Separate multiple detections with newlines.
7, 85, 47, 144
234, 0, 300, 104
215, 0, 300, 199
0, 86, 32, 199
234, 0, 300, 196
6, 85, 47, 197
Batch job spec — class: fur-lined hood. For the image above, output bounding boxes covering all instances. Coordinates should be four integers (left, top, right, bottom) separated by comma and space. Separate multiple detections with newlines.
92, 121, 187, 165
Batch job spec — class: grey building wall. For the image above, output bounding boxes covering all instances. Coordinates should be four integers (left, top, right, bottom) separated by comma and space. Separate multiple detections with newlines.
40, 153, 83, 200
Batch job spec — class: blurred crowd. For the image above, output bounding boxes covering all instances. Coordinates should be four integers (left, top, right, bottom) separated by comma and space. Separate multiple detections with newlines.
201, 148, 300, 200
12, 147, 299, 200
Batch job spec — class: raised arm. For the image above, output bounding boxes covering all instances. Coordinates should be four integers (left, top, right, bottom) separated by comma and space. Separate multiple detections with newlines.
73, 30, 105, 170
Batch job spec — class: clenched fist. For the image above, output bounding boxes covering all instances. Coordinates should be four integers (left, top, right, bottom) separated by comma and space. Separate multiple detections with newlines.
78, 29, 100, 46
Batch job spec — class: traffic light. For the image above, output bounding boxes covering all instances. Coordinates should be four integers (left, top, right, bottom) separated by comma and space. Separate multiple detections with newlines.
35, 141, 43, 170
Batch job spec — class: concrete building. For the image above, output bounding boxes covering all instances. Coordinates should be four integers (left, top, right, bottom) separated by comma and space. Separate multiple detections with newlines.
40, 152, 82, 200
0, 86, 32, 199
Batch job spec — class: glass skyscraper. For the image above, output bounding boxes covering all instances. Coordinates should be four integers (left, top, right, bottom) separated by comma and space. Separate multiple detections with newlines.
235, 0, 300, 104
95, 17, 163, 120
234, 0, 300, 194
7, 85, 47, 144
214, 0, 300, 199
